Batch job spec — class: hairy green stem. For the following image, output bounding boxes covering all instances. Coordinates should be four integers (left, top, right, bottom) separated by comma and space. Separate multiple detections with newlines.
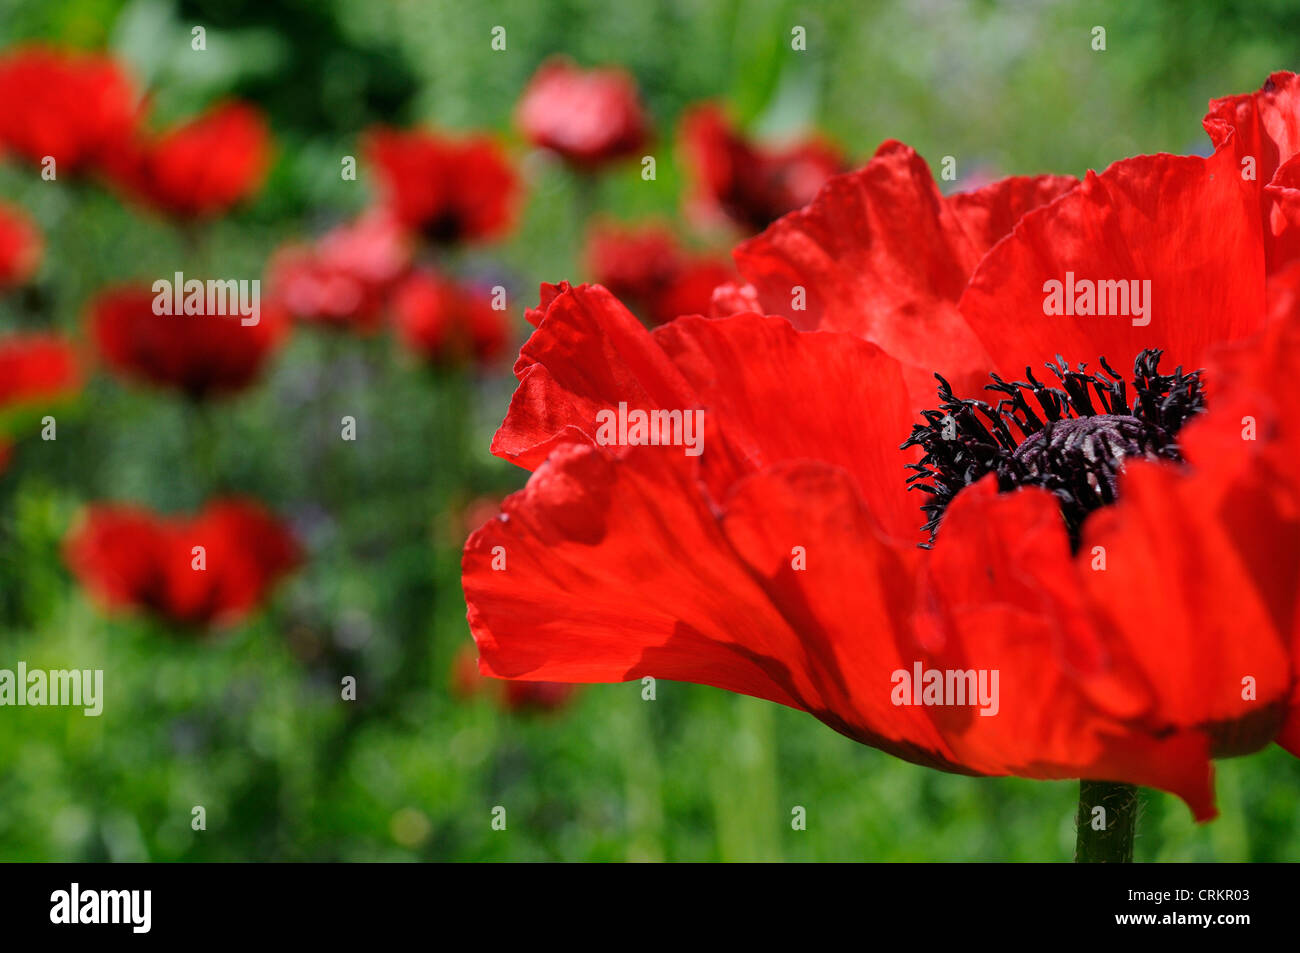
1075, 780, 1137, 862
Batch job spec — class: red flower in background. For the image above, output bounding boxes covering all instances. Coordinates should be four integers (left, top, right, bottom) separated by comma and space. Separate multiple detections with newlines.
451, 643, 576, 713
585, 222, 683, 304
89, 284, 288, 400
391, 270, 508, 368
65, 498, 299, 630
0, 203, 43, 289
267, 213, 411, 333
516, 58, 649, 169
107, 102, 271, 219
584, 221, 735, 325
679, 103, 844, 233
0, 333, 81, 409
0, 46, 138, 175
365, 128, 519, 244
463, 84, 1300, 821
0, 333, 82, 471
649, 257, 735, 325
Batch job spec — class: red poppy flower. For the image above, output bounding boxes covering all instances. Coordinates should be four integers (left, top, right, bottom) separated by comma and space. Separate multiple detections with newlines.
585, 221, 684, 305
0, 332, 80, 408
107, 102, 271, 220
679, 102, 845, 233
0, 202, 42, 288
65, 498, 299, 630
516, 58, 649, 169
391, 269, 508, 367
649, 257, 735, 326
451, 642, 576, 713
464, 107, 1300, 822
267, 212, 411, 333
365, 128, 519, 244
0, 46, 139, 175
89, 283, 288, 400
584, 221, 735, 326
0, 333, 82, 471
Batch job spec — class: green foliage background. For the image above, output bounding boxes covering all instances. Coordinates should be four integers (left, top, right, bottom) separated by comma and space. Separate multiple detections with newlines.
0, 0, 1297, 861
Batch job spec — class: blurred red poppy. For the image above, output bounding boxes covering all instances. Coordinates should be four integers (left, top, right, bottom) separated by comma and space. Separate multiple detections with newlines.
648, 257, 734, 325
107, 102, 271, 220
65, 498, 300, 630
267, 212, 411, 333
451, 643, 576, 713
0, 333, 82, 471
0, 202, 43, 289
680, 103, 845, 233
89, 283, 288, 400
585, 221, 683, 304
365, 128, 519, 244
0, 333, 80, 408
0, 45, 139, 175
464, 105, 1300, 821
584, 221, 734, 325
516, 58, 649, 169
391, 269, 508, 367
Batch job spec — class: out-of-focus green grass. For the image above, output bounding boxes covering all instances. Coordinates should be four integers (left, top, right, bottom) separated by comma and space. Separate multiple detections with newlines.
1, 0, 1299, 861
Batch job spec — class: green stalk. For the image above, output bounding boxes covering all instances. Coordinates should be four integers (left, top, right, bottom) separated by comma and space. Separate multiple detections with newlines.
1075, 780, 1138, 862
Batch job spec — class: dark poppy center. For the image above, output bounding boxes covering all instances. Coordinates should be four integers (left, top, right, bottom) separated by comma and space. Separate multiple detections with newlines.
901, 348, 1205, 551
423, 210, 464, 244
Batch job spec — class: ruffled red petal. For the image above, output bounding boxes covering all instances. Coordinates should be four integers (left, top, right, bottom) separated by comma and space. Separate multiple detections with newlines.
494, 284, 917, 539
958, 146, 1265, 386
1178, 302, 1300, 758
917, 478, 1218, 818
733, 141, 1076, 407
463, 444, 1225, 817
465, 444, 809, 710
1204, 71, 1300, 272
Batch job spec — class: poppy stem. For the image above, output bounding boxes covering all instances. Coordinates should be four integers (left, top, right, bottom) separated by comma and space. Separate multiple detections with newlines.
1075, 780, 1138, 862
187, 397, 221, 497
571, 168, 598, 243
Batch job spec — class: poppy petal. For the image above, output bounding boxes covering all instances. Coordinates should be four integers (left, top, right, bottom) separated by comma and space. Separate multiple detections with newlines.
464, 442, 809, 710
1204, 70, 1300, 271
922, 478, 1218, 818
1079, 461, 1291, 757
493, 284, 918, 538
733, 140, 1076, 407
957, 146, 1266, 385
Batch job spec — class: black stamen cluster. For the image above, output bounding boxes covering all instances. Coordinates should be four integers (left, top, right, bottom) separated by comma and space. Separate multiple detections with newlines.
901, 348, 1205, 549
